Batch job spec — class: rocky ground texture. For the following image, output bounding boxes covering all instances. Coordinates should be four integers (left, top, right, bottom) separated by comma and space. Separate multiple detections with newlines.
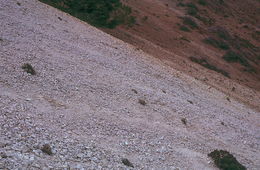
0, 0, 259, 169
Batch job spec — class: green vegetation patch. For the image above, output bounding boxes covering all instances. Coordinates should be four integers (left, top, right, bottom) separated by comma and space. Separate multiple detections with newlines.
222, 51, 250, 67
190, 57, 230, 77
236, 37, 257, 50
208, 150, 246, 170
203, 37, 229, 50
198, 0, 207, 6
182, 17, 198, 29
22, 63, 36, 75
186, 3, 198, 16
39, 0, 135, 28
179, 25, 191, 32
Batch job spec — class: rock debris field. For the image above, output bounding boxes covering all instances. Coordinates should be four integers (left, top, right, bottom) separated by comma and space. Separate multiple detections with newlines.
0, 0, 259, 169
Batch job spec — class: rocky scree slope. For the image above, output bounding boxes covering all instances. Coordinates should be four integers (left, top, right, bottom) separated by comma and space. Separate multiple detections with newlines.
0, 0, 259, 169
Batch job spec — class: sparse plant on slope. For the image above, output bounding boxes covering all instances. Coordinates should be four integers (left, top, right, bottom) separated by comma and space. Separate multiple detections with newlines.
203, 37, 230, 50
182, 17, 198, 29
190, 57, 230, 77
39, 0, 135, 28
179, 25, 191, 32
186, 3, 199, 16
222, 51, 249, 67
198, 0, 207, 6
208, 150, 246, 170
22, 63, 36, 75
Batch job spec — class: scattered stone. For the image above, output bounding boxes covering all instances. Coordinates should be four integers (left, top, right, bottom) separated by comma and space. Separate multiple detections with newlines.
41, 144, 53, 155
121, 158, 134, 168
187, 100, 193, 104
0, 152, 7, 158
138, 99, 146, 106
131, 89, 138, 94
181, 118, 187, 125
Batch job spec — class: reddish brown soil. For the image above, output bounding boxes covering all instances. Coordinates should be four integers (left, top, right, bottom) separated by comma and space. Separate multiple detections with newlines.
103, 0, 260, 110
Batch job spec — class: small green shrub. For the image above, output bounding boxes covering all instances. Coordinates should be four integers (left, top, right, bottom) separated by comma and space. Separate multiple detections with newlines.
190, 57, 230, 77
219, 0, 225, 4
142, 16, 148, 22
203, 37, 229, 50
251, 31, 260, 41
237, 38, 256, 50
22, 63, 36, 75
182, 17, 198, 29
186, 3, 198, 10
39, 0, 135, 28
177, 2, 186, 7
179, 25, 191, 32
180, 36, 190, 42
222, 51, 250, 67
196, 15, 214, 25
198, 0, 207, 6
186, 3, 198, 16
210, 27, 231, 40
208, 150, 246, 170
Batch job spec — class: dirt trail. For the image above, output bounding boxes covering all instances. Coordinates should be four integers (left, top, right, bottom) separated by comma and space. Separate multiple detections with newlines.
0, 0, 259, 169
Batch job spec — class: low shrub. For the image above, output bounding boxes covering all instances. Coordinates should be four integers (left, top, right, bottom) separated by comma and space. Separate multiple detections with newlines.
208, 150, 246, 170
198, 0, 207, 6
177, 2, 186, 7
190, 57, 230, 77
22, 63, 36, 75
203, 37, 229, 50
179, 25, 191, 32
209, 26, 231, 40
39, 0, 135, 28
222, 51, 250, 67
196, 15, 214, 25
236, 37, 256, 50
186, 3, 198, 16
180, 36, 190, 42
182, 17, 198, 29
142, 16, 148, 22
